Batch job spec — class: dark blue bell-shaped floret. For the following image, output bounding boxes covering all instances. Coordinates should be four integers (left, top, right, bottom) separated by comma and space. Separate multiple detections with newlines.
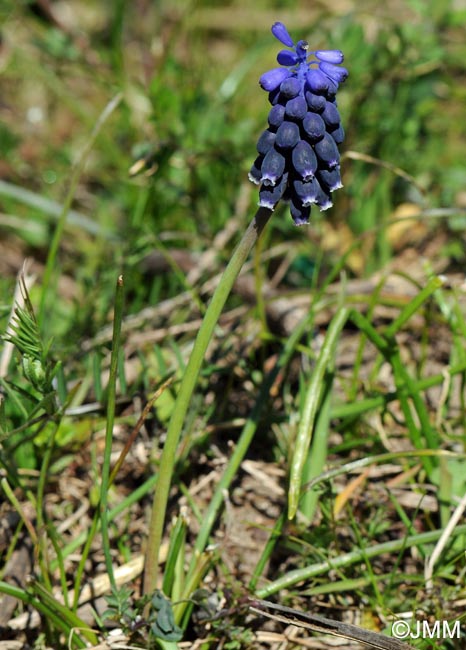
268, 88, 281, 105
260, 147, 286, 185
316, 194, 332, 211
314, 133, 340, 169
275, 121, 300, 150
292, 140, 317, 181
268, 104, 286, 129
292, 177, 320, 206
321, 101, 341, 128
279, 77, 302, 99
290, 195, 311, 225
330, 124, 345, 144
248, 155, 264, 185
256, 129, 276, 155
250, 22, 347, 224
314, 181, 333, 210
317, 167, 343, 192
259, 173, 288, 209
292, 177, 333, 211
302, 112, 326, 142
285, 96, 308, 120
305, 91, 326, 113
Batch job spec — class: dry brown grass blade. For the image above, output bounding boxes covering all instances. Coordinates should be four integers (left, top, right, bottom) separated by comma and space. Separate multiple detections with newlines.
250, 599, 415, 650
109, 376, 175, 484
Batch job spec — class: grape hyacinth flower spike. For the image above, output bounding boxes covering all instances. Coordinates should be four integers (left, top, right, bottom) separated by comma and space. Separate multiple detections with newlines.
249, 22, 348, 225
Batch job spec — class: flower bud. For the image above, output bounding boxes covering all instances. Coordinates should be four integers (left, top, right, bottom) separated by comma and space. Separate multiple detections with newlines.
22, 355, 47, 392
268, 104, 286, 129
315, 50, 344, 64
292, 140, 317, 181
316, 193, 332, 211
315, 182, 332, 210
271, 22, 294, 47
279, 77, 302, 99
330, 125, 345, 144
260, 148, 286, 185
260, 68, 292, 92
306, 69, 330, 93
305, 91, 326, 113
256, 129, 276, 155
277, 50, 298, 66
285, 96, 307, 120
318, 62, 348, 84
275, 121, 300, 149
302, 112, 326, 142
314, 133, 340, 169
321, 101, 341, 128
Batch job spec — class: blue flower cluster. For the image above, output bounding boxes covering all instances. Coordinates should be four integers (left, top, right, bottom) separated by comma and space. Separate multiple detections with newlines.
249, 22, 348, 225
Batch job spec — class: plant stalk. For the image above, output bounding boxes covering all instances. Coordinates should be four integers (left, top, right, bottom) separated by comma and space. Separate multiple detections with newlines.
143, 207, 272, 595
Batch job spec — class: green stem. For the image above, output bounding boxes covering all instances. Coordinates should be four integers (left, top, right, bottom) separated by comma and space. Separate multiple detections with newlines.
348, 309, 438, 474
249, 511, 287, 591
100, 275, 125, 593
1, 478, 38, 544
384, 275, 443, 338
72, 510, 100, 611
36, 421, 60, 591
143, 208, 272, 595
331, 360, 466, 418
255, 523, 466, 598
304, 448, 459, 495
0, 581, 96, 648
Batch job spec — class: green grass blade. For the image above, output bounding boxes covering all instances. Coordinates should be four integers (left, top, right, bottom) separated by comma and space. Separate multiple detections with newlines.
299, 374, 333, 523
100, 275, 125, 593
256, 524, 466, 599
288, 307, 349, 519
0, 580, 96, 648
384, 275, 444, 338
